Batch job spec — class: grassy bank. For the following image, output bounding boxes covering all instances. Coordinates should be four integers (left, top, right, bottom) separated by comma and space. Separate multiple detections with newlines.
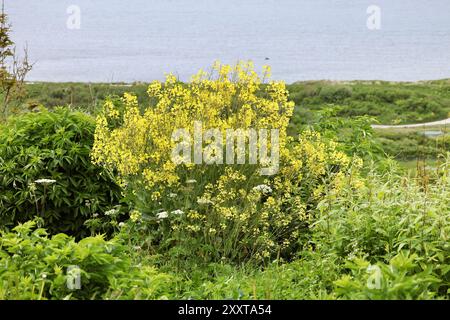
22, 80, 450, 124
18, 80, 450, 164
288, 79, 450, 125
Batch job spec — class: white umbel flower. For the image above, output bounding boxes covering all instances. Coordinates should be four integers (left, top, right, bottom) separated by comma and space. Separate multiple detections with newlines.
156, 211, 168, 219
35, 179, 56, 185
105, 209, 117, 216
252, 184, 273, 195
105, 208, 118, 216
171, 209, 184, 216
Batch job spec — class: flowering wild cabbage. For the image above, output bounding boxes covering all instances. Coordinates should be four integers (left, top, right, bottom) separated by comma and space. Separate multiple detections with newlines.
92, 61, 294, 192
92, 62, 362, 262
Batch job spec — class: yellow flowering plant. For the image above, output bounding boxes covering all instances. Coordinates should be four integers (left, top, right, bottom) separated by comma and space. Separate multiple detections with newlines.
91, 62, 362, 263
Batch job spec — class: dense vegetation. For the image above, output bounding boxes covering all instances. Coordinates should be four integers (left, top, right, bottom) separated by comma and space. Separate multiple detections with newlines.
0, 63, 449, 300
0, 108, 123, 236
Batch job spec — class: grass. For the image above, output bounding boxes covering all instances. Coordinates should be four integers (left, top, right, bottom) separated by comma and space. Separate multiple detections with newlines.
373, 126, 450, 160
22, 82, 150, 113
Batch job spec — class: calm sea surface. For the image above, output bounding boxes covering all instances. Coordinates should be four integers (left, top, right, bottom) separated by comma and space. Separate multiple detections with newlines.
6, 0, 450, 83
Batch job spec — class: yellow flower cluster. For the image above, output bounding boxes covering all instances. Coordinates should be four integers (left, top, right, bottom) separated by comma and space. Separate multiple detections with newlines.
281, 130, 364, 199
130, 209, 142, 223
92, 61, 294, 200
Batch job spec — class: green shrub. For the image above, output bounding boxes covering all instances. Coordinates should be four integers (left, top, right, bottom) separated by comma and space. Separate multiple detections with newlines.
0, 107, 123, 236
312, 163, 450, 298
334, 253, 442, 300
317, 85, 353, 103
0, 220, 176, 300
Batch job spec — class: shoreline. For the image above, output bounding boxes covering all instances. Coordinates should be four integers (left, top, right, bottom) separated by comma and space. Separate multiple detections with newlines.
25, 78, 450, 86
